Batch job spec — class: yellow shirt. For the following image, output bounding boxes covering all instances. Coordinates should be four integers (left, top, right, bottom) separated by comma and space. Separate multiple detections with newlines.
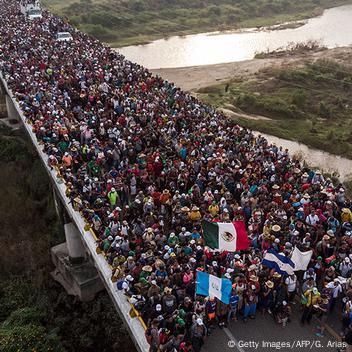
304, 290, 321, 306
189, 210, 201, 220
263, 224, 271, 236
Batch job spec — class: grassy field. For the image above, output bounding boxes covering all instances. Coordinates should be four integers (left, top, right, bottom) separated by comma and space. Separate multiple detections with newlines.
197, 58, 352, 158
42, 0, 352, 47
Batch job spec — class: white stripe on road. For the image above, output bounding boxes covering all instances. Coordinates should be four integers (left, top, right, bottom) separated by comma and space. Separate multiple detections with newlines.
223, 327, 246, 352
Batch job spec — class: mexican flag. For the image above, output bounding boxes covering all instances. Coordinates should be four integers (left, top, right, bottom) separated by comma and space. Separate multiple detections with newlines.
201, 220, 250, 252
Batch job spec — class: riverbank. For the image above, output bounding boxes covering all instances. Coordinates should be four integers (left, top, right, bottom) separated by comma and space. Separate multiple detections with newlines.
43, 0, 352, 47
152, 46, 352, 90
153, 45, 352, 160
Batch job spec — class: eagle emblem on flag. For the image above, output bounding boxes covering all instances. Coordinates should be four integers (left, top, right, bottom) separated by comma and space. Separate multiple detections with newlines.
221, 231, 235, 242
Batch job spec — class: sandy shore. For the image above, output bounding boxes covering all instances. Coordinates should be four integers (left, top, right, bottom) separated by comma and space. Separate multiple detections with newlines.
152, 46, 352, 91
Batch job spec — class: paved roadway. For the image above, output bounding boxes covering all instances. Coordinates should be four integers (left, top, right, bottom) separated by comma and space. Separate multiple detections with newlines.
203, 306, 344, 352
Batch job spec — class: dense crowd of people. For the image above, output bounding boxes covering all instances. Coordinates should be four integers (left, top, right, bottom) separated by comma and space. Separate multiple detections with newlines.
2, 1, 352, 351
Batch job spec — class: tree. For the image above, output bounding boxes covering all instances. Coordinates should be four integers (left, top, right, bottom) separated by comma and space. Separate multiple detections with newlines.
207, 5, 221, 16
0, 308, 65, 352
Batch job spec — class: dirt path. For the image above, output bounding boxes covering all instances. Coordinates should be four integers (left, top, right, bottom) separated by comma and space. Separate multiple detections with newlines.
152, 46, 352, 91
220, 107, 272, 121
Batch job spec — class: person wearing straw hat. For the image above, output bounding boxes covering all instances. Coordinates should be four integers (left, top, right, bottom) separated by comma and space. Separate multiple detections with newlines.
315, 296, 329, 337
261, 280, 275, 316
311, 170, 324, 185
342, 207, 352, 223
140, 265, 153, 281
189, 205, 202, 221
271, 224, 281, 234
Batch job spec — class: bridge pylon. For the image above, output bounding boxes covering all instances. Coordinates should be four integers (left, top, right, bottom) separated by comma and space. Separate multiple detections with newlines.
0, 80, 21, 129
51, 187, 105, 301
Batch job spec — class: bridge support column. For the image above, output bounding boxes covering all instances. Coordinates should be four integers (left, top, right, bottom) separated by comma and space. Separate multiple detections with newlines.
5, 95, 17, 118
0, 83, 6, 118
51, 189, 105, 301
64, 222, 86, 264
2, 94, 21, 129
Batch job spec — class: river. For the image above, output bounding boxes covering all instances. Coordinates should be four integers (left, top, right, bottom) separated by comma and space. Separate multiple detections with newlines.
117, 4, 352, 69
253, 132, 352, 182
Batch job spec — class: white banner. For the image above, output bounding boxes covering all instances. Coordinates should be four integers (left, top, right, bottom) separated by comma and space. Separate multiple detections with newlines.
291, 247, 313, 271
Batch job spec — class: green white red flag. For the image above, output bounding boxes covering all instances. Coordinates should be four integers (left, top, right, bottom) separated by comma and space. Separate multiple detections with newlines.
201, 220, 250, 252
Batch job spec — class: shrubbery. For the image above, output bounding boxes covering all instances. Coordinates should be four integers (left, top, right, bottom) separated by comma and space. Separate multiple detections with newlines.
236, 92, 305, 119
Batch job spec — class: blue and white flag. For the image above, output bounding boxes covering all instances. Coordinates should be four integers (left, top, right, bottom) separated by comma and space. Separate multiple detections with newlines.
262, 249, 295, 276
196, 271, 232, 304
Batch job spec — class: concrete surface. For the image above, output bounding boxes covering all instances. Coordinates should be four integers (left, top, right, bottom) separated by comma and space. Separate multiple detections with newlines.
203, 304, 345, 352
64, 222, 87, 262
51, 242, 105, 301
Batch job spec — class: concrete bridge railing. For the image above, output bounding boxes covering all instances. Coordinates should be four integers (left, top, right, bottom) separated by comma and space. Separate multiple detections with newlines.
0, 72, 149, 352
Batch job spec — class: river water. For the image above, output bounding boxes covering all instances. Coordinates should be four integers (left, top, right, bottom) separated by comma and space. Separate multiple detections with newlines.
254, 132, 352, 182
118, 4, 352, 69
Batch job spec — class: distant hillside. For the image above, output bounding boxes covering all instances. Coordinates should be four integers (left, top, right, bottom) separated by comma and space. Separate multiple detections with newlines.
42, 0, 352, 47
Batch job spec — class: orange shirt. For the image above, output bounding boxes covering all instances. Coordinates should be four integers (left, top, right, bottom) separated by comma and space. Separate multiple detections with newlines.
62, 155, 72, 167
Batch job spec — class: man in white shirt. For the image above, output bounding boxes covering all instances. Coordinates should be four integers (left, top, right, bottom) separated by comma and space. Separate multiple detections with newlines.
326, 279, 342, 312
340, 257, 352, 278
285, 273, 297, 304
306, 210, 320, 227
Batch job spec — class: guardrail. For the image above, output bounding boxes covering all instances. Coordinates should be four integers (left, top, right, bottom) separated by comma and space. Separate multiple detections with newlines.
89, 228, 148, 331
0, 72, 149, 352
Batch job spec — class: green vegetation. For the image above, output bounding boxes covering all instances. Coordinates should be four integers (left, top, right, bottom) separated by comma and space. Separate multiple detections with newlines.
42, 0, 352, 47
254, 40, 325, 59
197, 59, 352, 158
0, 125, 133, 352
